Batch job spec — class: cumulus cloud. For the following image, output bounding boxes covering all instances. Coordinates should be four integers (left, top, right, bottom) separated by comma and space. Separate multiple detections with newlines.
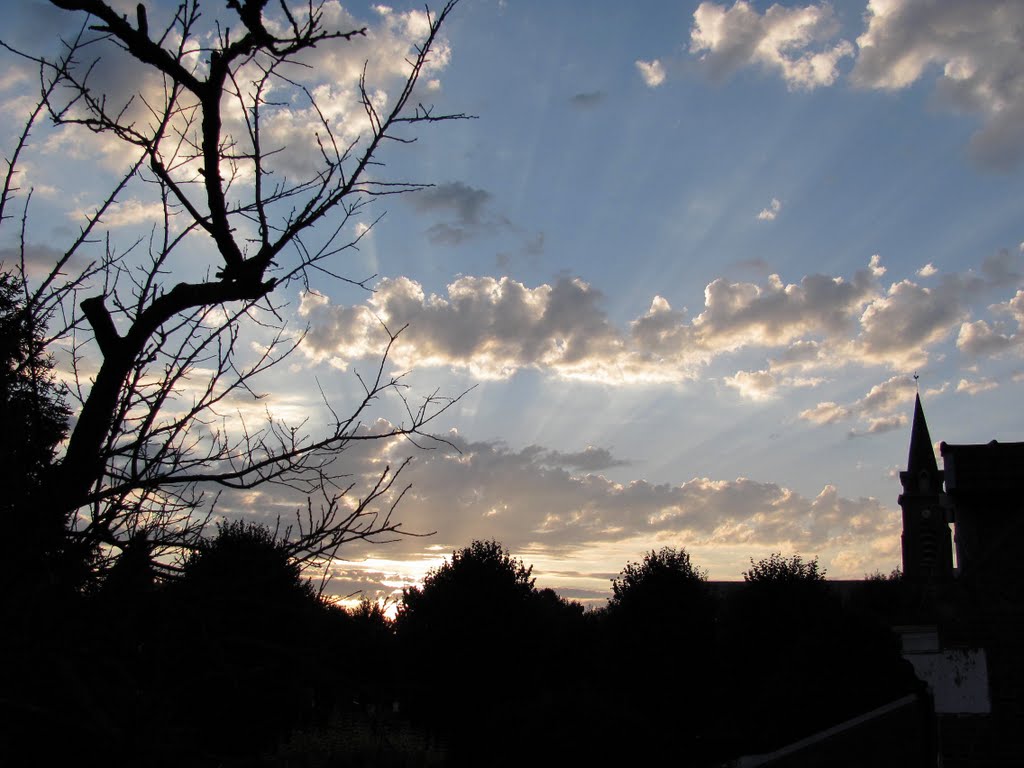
70, 198, 166, 229
958, 263, 1024, 363
725, 369, 778, 400
635, 59, 666, 87
39, 2, 456, 185
800, 401, 851, 425
801, 375, 918, 431
674, 1, 1024, 167
218, 430, 902, 597
917, 263, 938, 277
858, 375, 918, 416
851, 0, 1024, 170
725, 368, 823, 400
757, 197, 782, 221
299, 264, 886, 383
300, 275, 648, 381
957, 319, 1016, 358
689, 1, 854, 90
848, 413, 909, 438
853, 273, 986, 368
254, 3, 453, 175
690, 264, 879, 350
956, 377, 999, 395
299, 248, 1024, 386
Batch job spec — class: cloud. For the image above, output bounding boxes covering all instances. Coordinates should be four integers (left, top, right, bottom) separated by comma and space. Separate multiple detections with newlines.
299, 248, 1024, 386
534, 446, 630, 472
689, 1, 854, 90
0, 243, 86, 283
676, 1, 1024, 167
689, 263, 880, 351
523, 232, 545, 257
801, 375, 917, 430
635, 59, 666, 88
848, 413, 909, 438
70, 198, 166, 229
956, 377, 999, 395
981, 248, 1024, 285
299, 263, 884, 384
411, 181, 506, 245
858, 375, 918, 417
570, 91, 606, 107
961, 292, 1024, 357
218, 430, 902, 596
854, 275, 982, 368
800, 401, 851, 425
39, 2, 457, 183
757, 197, 782, 221
851, 0, 1024, 170
956, 319, 1017, 358
768, 340, 824, 370
724, 369, 778, 400
725, 368, 823, 401
413, 182, 491, 225
917, 263, 938, 278
299, 275, 647, 382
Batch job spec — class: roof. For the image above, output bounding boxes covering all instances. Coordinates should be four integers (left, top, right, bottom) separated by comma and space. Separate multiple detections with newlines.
940, 441, 1024, 494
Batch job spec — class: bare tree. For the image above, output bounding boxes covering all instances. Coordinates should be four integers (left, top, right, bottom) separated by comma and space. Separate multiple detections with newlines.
0, 0, 468, 579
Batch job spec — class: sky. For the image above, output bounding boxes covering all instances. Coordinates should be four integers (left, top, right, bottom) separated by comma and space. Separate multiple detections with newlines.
3, 0, 1024, 608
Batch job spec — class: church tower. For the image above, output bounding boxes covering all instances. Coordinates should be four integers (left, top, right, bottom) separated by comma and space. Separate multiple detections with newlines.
898, 394, 954, 584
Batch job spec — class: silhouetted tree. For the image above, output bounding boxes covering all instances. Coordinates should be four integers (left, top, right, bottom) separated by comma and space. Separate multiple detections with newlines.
0, 0, 467, 584
744, 551, 827, 583
397, 540, 537, 679
867, 566, 902, 580
610, 545, 709, 611
607, 546, 716, 661
0, 271, 73, 584
721, 553, 917, 756
397, 541, 589, 765
850, 566, 910, 625
1, 6, 471, 764
143, 521, 336, 763
180, 520, 314, 602
735, 552, 832, 626
605, 547, 719, 763
0, 271, 86, 768
343, 598, 399, 706
400, 539, 535, 618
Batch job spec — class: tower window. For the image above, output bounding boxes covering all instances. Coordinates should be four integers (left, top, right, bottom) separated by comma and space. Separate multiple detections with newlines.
920, 529, 937, 566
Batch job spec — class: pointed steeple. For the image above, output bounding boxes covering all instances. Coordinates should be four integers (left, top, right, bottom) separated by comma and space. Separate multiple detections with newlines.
899, 392, 953, 584
907, 393, 939, 478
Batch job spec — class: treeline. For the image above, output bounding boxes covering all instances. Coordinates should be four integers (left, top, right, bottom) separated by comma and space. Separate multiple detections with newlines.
394, 542, 920, 766
4, 520, 383, 766
3, 526, 922, 767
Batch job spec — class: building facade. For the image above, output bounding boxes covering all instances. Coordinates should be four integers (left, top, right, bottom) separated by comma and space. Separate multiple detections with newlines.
896, 395, 1024, 767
